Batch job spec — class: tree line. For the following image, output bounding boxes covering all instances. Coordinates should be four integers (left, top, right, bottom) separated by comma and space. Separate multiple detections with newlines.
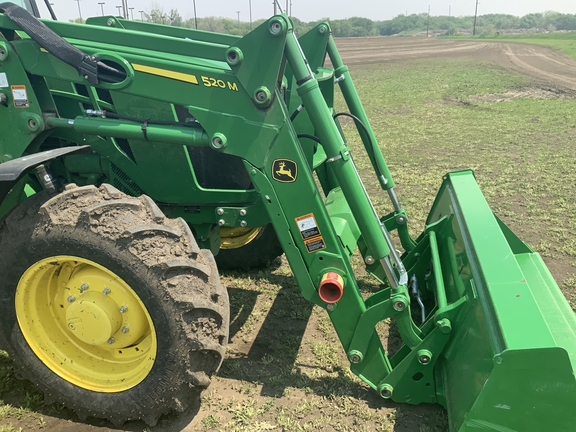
74, 9, 576, 37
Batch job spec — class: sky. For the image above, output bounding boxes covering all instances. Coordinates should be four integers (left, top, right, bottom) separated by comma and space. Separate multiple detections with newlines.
41, 0, 576, 24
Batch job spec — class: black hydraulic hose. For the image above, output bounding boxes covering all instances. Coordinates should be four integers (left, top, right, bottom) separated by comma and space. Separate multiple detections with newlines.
333, 111, 386, 180
0, 3, 124, 85
297, 133, 321, 144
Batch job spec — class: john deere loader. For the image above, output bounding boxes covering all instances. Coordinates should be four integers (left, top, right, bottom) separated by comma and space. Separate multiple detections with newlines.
0, 1, 574, 430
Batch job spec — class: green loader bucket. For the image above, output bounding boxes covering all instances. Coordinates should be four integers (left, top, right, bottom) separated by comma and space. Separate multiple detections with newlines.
427, 170, 576, 431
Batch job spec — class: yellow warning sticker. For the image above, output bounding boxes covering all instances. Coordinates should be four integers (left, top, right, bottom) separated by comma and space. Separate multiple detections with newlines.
11, 85, 28, 108
295, 213, 326, 253
304, 237, 326, 253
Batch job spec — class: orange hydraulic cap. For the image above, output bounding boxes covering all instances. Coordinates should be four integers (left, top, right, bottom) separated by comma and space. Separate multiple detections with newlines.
318, 272, 344, 304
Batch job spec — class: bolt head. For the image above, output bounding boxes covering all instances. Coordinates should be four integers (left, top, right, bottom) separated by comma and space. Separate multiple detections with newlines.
270, 21, 282, 34
255, 91, 267, 102
396, 215, 407, 225
67, 295, 75, 303
350, 354, 361, 363
218, 219, 225, 226
381, 388, 392, 398
419, 355, 431, 364
393, 300, 406, 311
239, 209, 247, 216
216, 208, 224, 215
227, 51, 238, 62
326, 303, 336, 311
240, 220, 247, 227
212, 137, 223, 148
364, 255, 375, 265
319, 26, 326, 34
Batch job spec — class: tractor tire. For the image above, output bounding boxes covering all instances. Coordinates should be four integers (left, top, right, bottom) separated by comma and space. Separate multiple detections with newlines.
0, 183, 229, 426
215, 223, 283, 270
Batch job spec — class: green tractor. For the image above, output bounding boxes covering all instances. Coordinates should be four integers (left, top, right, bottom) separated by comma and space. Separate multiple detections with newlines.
0, 1, 575, 430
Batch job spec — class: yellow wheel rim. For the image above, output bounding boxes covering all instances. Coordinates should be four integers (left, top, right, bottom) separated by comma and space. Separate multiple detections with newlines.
220, 227, 262, 249
15, 256, 157, 392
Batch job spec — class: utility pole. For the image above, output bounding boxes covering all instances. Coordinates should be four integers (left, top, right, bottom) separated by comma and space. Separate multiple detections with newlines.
473, 0, 479, 35
249, 0, 252, 29
129, 7, 134, 19
449, 5, 451, 36
426, 5, 430, 38
193, 0, 198, 29
115, 5, 121, 16
273, 0, 277, 15
74, 0, 83, 23
122, 0, 128, 19
98, 1, 105, 16
236, 10, 240, 34
139, 9, 144, 21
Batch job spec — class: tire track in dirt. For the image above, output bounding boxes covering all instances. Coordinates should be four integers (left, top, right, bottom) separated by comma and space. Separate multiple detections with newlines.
334, 37, 576, 91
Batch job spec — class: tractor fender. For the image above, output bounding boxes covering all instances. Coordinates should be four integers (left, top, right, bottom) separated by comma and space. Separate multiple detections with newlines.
0, 145, 91, 206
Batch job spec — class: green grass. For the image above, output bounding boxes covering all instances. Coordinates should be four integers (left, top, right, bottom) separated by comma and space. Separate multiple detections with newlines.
453, 31, 576, 59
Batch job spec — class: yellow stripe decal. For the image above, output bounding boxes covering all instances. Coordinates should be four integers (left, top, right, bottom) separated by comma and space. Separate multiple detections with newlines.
132, 64, 199, 85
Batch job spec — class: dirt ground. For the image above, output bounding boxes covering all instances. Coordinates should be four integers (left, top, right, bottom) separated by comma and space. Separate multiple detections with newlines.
2, 37, 576, 432
336, 37, 576, 90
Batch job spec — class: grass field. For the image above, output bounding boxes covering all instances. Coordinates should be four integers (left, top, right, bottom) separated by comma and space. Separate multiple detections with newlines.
0, 54, 575, 431
459, 31, 576, 58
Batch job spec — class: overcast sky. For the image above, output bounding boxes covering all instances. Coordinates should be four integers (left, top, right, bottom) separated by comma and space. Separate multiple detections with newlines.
43, 0, 576, 24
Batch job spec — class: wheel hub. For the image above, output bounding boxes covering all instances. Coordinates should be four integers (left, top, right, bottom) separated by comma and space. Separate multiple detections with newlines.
16, 256, 157, 392
66, 292, 122, 345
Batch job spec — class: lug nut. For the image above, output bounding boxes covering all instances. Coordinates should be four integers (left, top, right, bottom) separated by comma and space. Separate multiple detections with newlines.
80, 283, 89, 292
107, 337, 115, 344
67, 295, 75, 303
121, 326, 129, 334
102, 287, 111, 295
120, 306, 128, 313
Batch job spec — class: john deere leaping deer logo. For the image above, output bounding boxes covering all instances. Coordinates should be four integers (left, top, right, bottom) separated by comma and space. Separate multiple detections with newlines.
272, 159, 298, 183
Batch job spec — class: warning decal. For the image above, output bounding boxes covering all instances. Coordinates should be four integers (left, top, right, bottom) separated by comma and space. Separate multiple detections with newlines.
296, 213, 320, 239
295, 213, 326, 253
304, 237, 326, 253
11, 85, 29, 108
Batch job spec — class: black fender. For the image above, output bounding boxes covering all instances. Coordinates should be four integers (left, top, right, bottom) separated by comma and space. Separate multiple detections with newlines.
0, 145, 91, 206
